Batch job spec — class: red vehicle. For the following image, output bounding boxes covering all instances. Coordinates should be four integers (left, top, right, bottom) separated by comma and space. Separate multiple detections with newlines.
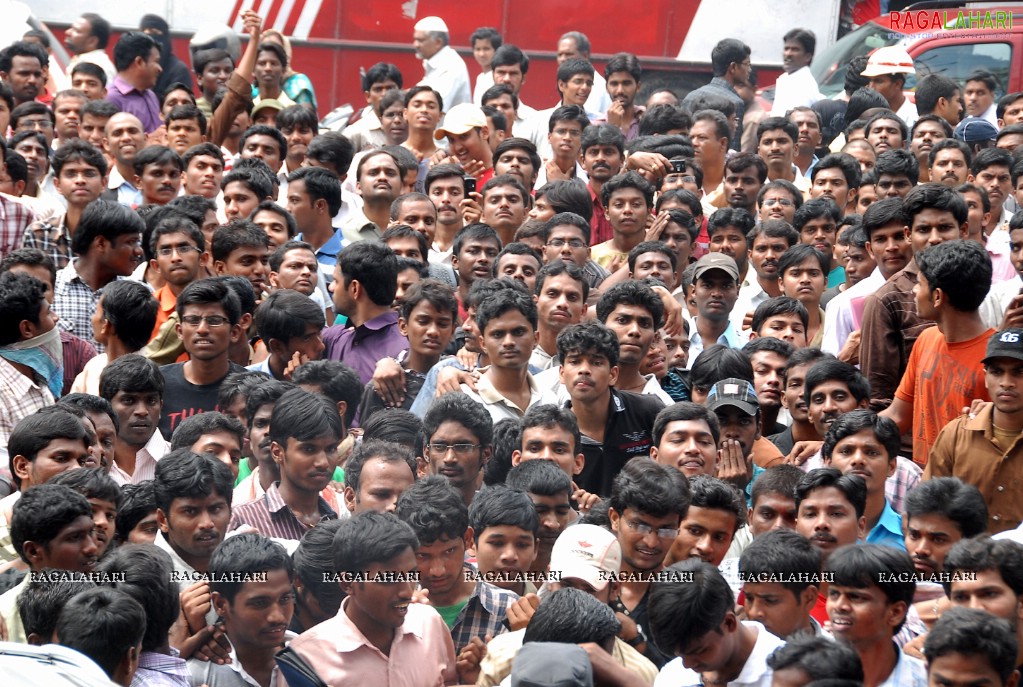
31, 0, 850, 116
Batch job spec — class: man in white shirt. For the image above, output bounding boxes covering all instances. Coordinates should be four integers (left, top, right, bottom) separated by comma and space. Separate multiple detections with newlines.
64, 13, 117, 84
770, 29, 822, 116
413, 16, 471, 110
649, 559, 785, 687
861, 46, 918, 130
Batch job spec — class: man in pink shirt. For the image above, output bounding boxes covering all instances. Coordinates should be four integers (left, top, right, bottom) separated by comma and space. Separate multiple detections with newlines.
286, 511, 459, 685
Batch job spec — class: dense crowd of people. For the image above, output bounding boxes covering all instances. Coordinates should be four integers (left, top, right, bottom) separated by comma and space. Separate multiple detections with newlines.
0, 6, 1021, 687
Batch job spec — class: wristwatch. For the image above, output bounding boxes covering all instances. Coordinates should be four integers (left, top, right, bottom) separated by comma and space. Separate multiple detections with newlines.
625, 625, 647, 648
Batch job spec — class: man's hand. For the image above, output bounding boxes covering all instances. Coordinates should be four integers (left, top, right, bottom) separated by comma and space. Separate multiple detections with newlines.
572, 482, 601, 513
371, 357, 407, 407
282, 350, 311, 380
189, 624, 233, 664
716, 439, 753, 491
837, 330, 861, 365
625, 151, 672, 182
785, 441, 823, 466
644, 211, 670, 243
544, 159, 572, 182
241, 8, 262, 38
1001, 294, 1023, 329
180, 581, 211, 634
506, 593, 541, 631
456, 635, 488, 685
437, 366, 479, 395
579, 642, 651, 687
605, 100, 627, 129
650, 285, 683, 338
455, 347, 479, 370
460, 193, 483, 225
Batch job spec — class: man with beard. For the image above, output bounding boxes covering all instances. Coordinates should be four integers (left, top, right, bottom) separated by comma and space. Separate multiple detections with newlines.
929, 139, 972, 188
790, 107, 823, 177
422, 392, 492, 507
771, 29, 822, 116
581, 124, 624, 246
0, 42, 47, 107
425, 163, 469, 266
739, 221, 799, 323
608, 457, 690, 668
101, 112, 146, 207
722, 153, 767, 215
910, 115, 952, 183
595, 53, 644, 141
810, 153, 861, 217
343, 150, 402, 245
64, 13, 116, 84
757, 117, 805, 191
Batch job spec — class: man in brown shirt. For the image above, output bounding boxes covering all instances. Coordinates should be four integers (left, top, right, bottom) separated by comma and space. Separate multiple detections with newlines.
859, 184, 968, 414
926, 328, 1023, 534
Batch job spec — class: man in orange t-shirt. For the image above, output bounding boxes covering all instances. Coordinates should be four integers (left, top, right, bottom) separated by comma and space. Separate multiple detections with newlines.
148, 218, 209, 340
882, 239, 994, 464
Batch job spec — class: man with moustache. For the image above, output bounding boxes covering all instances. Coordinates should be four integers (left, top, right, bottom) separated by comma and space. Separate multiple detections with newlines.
928, 138, 972, 188
581, 124, 624, 246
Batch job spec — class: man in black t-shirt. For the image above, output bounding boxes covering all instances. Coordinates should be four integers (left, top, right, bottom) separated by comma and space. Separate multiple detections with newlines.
159, 279, 247, 438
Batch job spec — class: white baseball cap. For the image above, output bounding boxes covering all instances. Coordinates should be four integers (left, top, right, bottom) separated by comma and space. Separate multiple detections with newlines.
549, 524, 622, 591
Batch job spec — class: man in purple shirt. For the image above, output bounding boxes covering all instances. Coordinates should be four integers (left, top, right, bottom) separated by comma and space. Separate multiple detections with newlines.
325, 241, 409, 384
107, 32, 163, 134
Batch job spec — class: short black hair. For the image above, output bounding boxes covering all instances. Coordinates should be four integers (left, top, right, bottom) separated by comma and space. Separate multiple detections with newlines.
638, 105, 691, 137
903, 477, 987, 539
581, 122, 625, 156
290, 360, 362, 430
778, 243, 829, 278
649, 560, 733, 655
49, 467, 121, 508
153, 448, 234, 515
861, 197, 907, 240
902, 182, 968, 226
269, 387, 344, 447
652, 401, 721, 447
55, 587, 146, 677
596, 280, 665, 331
710, 38, 750, 77
422, 391, 494, 448
112, 31, 157, 71
169, 411, 245, 456
600, 170, 655, 209
468, 484, 540, 541
209, 532, 294, 603
757, 116, 799, 146
98, 280, 159, 351
344, 438, 416, 500
96, 543, 179, 652
942, 536, 1023, 597
338, 241, 398, 307
915, 239, 991, 311
751, 296, 809, 334
475, 286, 537, 334
690, 344, 755, 389
176, 277, 242, 325
803, 358, 869, 406
0, 271, 48, 345
609, 457, 690, 519
827, 543, 916, 633
795, 467, 867, 519
210, 219, 269, 263
875, 148, 920, 185
52, 138, 108, 178
0, 40, 48, 72
924, 608, 1018, 684
740, 527, 821, 596
361, 409, 422, 448
287, 166, 343, 216
292, 520, 345, 618
536, 179, 592, 221
522, 587, 621, 647
255, 288, 325, 346
98, 353, 164, 401
114, 480, 157, 543
70, 200, 146, 256
18, 570, 95, 644
556, 320, 619, 367
506, 458, 573, 498
239, 124, 287, 161
766, 635, 864, 681
11, 484, 93, 565
332, 510, 419, 573
305, 132, 355, 176
395, 474, 468, 544
689, 475, 747, 530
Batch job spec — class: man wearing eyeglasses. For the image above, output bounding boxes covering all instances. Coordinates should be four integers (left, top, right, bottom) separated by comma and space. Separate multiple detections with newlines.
158, 279, 247, 439
421, 391, 494, 507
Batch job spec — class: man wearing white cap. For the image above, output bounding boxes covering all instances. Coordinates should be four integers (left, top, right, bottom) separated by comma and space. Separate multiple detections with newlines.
435, 103, 495, 183
469, 524, 659, 687
414, 16, 472, 110
861, 45, 918, 129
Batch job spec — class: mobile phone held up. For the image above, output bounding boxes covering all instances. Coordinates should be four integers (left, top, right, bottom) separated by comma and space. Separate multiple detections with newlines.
463, 176, 476, 195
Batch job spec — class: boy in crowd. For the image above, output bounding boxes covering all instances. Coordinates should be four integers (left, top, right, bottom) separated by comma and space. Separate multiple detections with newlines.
924, 608, 1020, 687
55, 587, 146, 687
825, 544, 926, 687
468, 484, 540, 596
222, 167, 274, 221
55, 200, 145, 350
359, 280, 457, 422
147, 215, 207, 342
823, 410, 905, 551
422, 392, 493, 507
590, 171, 655, 270
649, 401, 720, 479
740, 220, 799, 318
667, 474, 746, 567
229, 388, 342, 540
765, 636, 865, 685
461, 288, 554, 422
793, 198, 843, 287
688, 253, 744, 362
649, 560, 787, 687
181, 142, 224, 200
881, 239, 993, 465
211, 220, 271, 298
99, 354, 168, 485
342, 439, 416, 515
114, 481, 159, 545
860, 184, 968, 419
795, 468, 866, 570
750, 296, 810, 349
248, 288, 325, 381
608, 458, 691, 668
1, 484, 99, 642
169, 411, 246, 479
745, 337, 795, 434
452, 223, 502, 317
50, 467, 120, 559
530, 260, 588, 371
159, 279, 248, 438
510, 403, 585, 482
232, 379, 293, 506
396, 476, 518, 652
505, 459, 577, 575
267, 240, 326, 305
189, 533, 295, 687
21, 139, 108, 271
740, 528, 825, 638
286, 512, 458, 683
778, 244, 828, 348
557, 320, 664, 496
